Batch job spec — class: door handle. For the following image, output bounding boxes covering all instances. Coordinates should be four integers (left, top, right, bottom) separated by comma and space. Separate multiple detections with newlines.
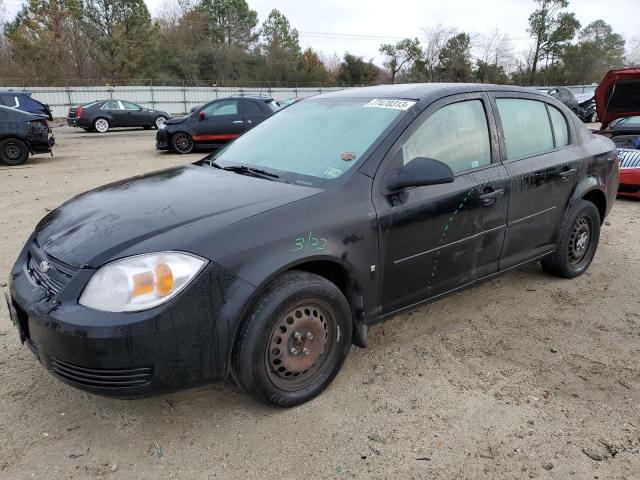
232, 120, 243, 124
247, 119, 252, 124
478, 188, 505, 206
559, 168, 577, 180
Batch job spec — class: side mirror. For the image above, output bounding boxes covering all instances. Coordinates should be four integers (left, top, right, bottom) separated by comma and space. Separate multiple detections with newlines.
385, 157, 455, 192
198, 111, 205, 120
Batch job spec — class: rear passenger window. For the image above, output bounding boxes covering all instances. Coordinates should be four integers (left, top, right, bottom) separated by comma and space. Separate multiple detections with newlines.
496, 99, 553, 159
402, 100, 491, 174
243, 101, 262, 114
547, 105, 569, 147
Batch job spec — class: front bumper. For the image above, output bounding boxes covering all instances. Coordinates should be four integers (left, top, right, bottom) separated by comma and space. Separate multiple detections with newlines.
7, 239, 248, 397
156, 129, 170, 150
618, 168, 640, 198
29, 136, 54, 155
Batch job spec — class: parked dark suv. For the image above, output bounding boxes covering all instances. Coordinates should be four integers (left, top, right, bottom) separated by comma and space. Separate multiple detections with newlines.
7, 84, 618, 406
0, 105, 54, 165
156, 95, 280, 153
0, 91, 53, 120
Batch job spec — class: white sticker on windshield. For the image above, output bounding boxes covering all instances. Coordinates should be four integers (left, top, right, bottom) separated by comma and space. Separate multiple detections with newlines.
323, 167, 343, 178
364, 98, 416, 110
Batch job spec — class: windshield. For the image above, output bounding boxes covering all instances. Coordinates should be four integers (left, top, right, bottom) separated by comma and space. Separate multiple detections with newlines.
612, 116, 640, 128
211, 97, 411, 185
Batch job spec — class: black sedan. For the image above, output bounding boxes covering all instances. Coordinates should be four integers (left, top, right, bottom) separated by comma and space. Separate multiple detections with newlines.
66, 100, 171, 133
156, 96, 280, 154
8, 84, 618, 406
0, 105, 54, 165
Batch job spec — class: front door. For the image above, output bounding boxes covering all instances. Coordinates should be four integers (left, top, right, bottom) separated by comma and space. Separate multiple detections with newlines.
373, 94, 510, 316
490, 94, 580, 269
195, 99, 244, 144
102, 100, 125, 127
120, 101, 149, 127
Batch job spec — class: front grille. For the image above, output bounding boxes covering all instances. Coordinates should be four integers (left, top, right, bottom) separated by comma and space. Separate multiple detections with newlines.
618, 148, 640, 168
27, 241, 78, 295
51, 358, 153, 388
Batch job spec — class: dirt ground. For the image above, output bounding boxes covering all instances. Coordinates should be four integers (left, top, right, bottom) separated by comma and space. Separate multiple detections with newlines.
0, 125, 639, 480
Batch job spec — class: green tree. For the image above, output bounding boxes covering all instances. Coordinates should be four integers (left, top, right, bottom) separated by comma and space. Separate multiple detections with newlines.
297, 48, 329, 85
261, 8, 300, 56
560, 20, 625, 84
83, 0, 159, 83
527, 0, 580, 84
474, 60, 509, 84
438, 33, 472, 82
336, 53, 377, 86
5, 0, 88, 83
200, 0, 258, 48
379, 37, 422, 84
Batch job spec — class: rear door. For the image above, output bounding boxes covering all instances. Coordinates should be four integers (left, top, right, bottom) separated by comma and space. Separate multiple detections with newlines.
101, 100, 125, 127
491, 94, 580, 268
240, 99, 268, 131
194, 99, 244, 143
373, 93, 510, 315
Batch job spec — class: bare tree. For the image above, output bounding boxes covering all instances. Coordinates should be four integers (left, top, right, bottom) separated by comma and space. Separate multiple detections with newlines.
475, 28, 515, 71
629, 36, 640, 65
421, 24, 457, 81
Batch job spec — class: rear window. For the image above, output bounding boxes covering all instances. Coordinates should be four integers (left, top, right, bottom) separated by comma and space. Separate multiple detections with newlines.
496, 99, 554, 159
547, 105, 569, 146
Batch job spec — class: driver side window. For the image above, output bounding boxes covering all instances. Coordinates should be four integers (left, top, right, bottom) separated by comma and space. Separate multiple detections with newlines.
203, 100, 239, 117
402, 100, 491, 174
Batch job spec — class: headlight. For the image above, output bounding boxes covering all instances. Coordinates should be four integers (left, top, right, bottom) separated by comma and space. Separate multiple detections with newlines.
79, 252, 207, 312
158, 124, 166, 129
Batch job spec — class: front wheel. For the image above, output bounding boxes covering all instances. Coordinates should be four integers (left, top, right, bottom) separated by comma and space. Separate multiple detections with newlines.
232, 271, 352, 407
0, 138, 29, 166
171, 132, 194, 154
541, 200, 601, 278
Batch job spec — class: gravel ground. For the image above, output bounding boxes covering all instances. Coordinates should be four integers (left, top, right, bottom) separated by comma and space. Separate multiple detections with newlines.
0, 126, 639, 479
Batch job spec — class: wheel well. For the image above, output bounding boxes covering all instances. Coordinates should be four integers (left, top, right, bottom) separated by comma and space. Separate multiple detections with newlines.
582, 189, 606, 224
291, 261, 365, 328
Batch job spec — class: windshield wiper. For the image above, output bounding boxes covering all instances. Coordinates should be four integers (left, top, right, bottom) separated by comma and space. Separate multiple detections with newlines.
205, 160, 280, 180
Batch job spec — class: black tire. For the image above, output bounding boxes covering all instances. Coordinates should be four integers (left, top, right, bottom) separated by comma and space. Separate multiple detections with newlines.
0, 138, 29, 166
541, 200, 601, 278
232, 271, 352, 407
171, 132, 194, 154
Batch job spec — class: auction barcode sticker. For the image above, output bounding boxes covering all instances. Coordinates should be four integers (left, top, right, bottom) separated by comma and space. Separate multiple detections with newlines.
364, 98, 416, 110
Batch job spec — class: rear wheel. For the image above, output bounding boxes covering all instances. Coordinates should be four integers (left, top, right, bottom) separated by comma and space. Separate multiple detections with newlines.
93, 118, 109, 133
541, 200, 601, 278
232, 271, 352, 407
154, 116, 167, 129
0, 138, 29, 166
171, 132, 194, 154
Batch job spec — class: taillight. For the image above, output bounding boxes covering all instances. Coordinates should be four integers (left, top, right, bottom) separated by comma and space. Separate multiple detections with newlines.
77, 106, 83, 119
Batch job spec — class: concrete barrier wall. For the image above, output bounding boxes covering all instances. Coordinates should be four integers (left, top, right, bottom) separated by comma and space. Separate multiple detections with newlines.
0, 86, 347, 118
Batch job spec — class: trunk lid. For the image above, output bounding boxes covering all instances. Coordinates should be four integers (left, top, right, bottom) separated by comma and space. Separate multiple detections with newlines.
595, 68, 640, 129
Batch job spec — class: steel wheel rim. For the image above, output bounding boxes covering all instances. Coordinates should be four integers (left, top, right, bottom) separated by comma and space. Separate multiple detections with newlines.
5, 143, 20, 160
265, 300, 335, 392
174, 134, 192, 153
95, 119, 108, 132
568, 215, 593, 268
155, 117, 166, 128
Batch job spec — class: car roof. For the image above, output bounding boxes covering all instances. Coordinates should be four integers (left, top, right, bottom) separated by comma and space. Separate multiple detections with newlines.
316, 83, 543, 101
0, 91, 32, 96
227, 95, 274, 101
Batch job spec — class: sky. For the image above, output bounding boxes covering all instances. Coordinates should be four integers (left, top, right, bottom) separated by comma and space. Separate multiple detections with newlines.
2, 0, 639, 66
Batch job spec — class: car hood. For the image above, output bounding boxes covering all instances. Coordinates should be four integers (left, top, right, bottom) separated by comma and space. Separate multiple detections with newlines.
595, 68, 640, 129
165, 116, 188, 125
34, 164, 321, 268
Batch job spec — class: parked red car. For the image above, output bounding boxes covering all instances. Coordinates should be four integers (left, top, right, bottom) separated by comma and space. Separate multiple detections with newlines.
595, 68, 640, 198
